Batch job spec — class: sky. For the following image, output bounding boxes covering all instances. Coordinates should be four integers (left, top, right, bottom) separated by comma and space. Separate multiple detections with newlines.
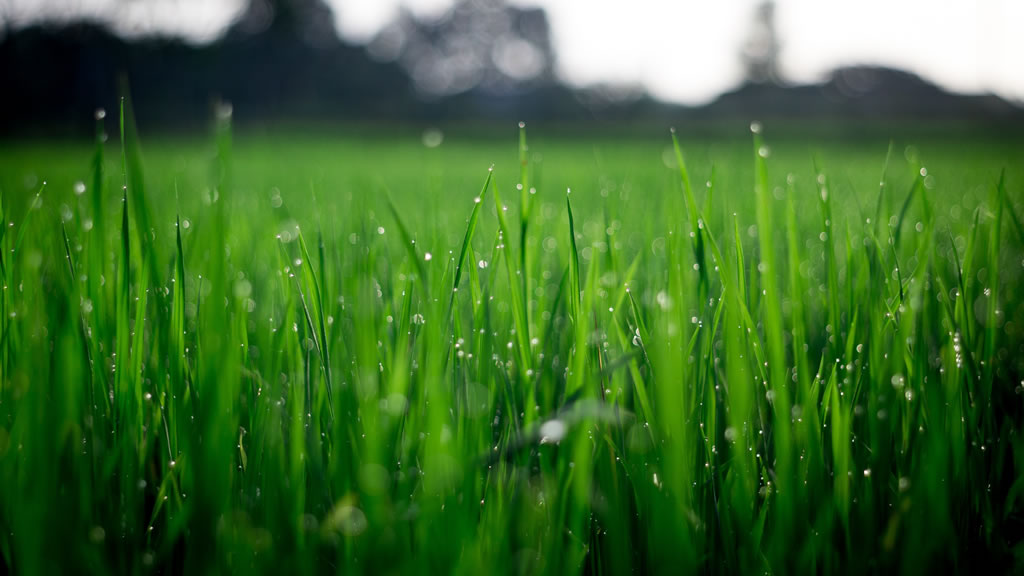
3, 0, 1022, 105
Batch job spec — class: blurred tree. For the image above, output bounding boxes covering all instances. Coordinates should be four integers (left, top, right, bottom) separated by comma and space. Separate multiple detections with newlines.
741, 0, 781, 85
369, 0, 556, 97
229, 0, 335, 46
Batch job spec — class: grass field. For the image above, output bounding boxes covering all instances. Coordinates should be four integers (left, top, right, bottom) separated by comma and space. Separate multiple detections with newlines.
0, 108, 1022, 574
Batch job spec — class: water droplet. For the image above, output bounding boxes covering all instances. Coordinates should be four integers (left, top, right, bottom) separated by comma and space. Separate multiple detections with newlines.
539, 419, 566, 444
421, 128, 444, 148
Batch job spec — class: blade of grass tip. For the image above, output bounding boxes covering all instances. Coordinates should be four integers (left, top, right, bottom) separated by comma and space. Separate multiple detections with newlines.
114, 98, 132, 435
566, 189, 581, 329
449, 168, 493, 321
385, 192, 429, 298
785, 175, 811, 396
86, 109, 109, 358
13, 180, 45, 257
120, 88, 159, 289
626, 286, 649, 357
612, 311, 655, 437
671, 128, 699, 234
61, 221, 98, 418
518, 122, 531, 320
813, 160, 841, 359
752, 124, 792, 489
890, 240, 905, 307
169, 212, 186, 454
671, 128, 708, 294
291, 250, 333, 420
892, 172, 923, 250
60, 220, 76, 282
491, 171, 532, 376
298, 230, 334, 420
91, 108, 106, 238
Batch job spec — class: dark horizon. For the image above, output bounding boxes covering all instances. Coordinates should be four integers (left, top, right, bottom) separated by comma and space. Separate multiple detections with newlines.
2, 0, 1023, 137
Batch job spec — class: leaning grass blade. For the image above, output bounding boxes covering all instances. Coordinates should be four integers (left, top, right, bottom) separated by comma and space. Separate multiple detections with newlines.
566, 190, 581, 328
449, 168, 492, 319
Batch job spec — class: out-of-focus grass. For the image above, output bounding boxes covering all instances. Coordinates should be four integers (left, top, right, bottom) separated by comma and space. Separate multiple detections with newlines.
0, 115, 1022, 575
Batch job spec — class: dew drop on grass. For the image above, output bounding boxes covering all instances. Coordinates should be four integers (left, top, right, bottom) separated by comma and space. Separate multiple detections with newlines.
539, 419, 566, 444
656, 291, 671, 310
421, 129, 443, 148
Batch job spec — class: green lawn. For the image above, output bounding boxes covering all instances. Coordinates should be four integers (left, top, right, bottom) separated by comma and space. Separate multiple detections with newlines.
0, 114, 1022, 574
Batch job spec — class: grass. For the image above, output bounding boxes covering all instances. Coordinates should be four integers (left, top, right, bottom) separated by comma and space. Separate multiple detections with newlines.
0, 111, 1022, 575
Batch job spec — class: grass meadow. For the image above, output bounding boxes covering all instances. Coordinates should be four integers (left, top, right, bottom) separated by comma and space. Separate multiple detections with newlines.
0, 108, 1022, 574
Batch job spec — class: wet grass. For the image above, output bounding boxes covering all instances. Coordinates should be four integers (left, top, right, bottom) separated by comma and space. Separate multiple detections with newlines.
0, 111, 1022, 574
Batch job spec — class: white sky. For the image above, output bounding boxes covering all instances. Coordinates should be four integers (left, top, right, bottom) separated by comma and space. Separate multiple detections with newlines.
4, 0, 1022, 105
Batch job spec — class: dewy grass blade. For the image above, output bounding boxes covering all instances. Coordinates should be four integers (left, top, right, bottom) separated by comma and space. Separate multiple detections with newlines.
566, 190, 581, 329
449, 168, 492, 320
298, 230, 334, 419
